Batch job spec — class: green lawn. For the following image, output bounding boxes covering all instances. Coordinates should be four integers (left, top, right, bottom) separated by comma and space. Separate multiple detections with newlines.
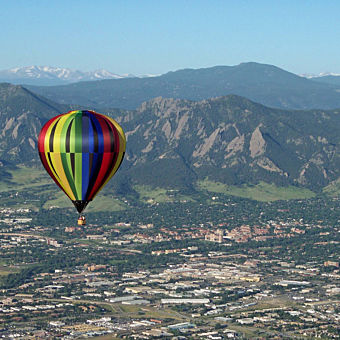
197, 179, 315, 202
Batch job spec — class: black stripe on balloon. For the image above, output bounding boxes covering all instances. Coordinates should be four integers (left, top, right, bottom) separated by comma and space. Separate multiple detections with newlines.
94, 151, 125, 196
98, 152, 116, 191
116, 151, 125, 170
103, 119, 115, 152
84, 152, 103, 200
105, 152, 124, 186
70, 153, 75, 179
47, 152, 60, 180
49, 121, 58, 152
65, 120, 73, 153
110, 152, 125, 179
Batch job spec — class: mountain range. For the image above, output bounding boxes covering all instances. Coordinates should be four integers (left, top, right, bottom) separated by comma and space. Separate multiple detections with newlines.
25, 62, 340, 111
0, 66, 135, 86
310, 75, 340, 86
1, 82, 340, 196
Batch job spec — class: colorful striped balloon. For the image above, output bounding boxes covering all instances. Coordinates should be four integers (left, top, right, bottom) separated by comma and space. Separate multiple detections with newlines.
38, 110, 126, 213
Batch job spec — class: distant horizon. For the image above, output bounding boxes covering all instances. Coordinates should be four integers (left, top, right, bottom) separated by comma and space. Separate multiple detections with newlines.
1, 62, 340, 79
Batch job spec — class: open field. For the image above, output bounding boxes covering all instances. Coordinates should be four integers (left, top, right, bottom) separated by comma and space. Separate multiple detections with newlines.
0, 265, 21, 277
0, 268, 13, 276
134, 185, 173, 203
134, 185, 195, 204
47, 298, 185, 322
0, 166, 127, 212
91, 335, 120, 340
0, 166, 50, 192
323, 178, 340, 196
198, 179, 316, 201
85, 195, 127, 212
0, 167, 321, 211
43, 191, 127, 212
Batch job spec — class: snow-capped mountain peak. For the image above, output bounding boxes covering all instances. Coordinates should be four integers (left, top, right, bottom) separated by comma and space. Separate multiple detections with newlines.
0, 66, 136, 85
301, 72, 340, 79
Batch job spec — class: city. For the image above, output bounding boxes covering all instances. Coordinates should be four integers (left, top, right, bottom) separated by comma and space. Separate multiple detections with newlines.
0, 192, 338, 338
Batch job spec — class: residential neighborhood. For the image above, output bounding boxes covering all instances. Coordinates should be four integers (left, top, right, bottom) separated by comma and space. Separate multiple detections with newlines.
0, 195, 339, 338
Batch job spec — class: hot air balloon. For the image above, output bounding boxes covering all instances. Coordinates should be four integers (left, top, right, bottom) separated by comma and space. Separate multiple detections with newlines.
38, 110, 126, 223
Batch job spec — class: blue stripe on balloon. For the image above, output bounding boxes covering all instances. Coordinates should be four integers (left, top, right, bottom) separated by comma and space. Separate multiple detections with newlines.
82, 113, 90, 153
85, 152, 103, 200
82, 152, 90, 200
90, 114, 104, 153
86, 112, 95, 153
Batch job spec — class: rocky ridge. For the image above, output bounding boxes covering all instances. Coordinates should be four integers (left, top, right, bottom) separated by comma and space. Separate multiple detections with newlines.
1, 83, 340, 192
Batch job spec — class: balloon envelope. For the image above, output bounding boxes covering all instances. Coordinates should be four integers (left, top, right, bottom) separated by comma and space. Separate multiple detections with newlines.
38, 110, 126, 213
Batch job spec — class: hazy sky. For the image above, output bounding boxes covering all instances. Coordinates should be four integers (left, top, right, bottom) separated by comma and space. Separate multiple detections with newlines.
1, 0, 340, 75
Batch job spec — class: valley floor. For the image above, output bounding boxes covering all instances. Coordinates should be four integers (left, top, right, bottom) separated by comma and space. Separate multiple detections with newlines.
0, 170, 339, 339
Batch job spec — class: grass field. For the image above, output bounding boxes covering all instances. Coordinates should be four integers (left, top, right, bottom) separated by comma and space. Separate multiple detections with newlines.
0, 166, 127, 212
0, 265, 20, 277
0, 166, 318, 210
134, 185, 195, 203
0, 268, 12, 276
43, 191, 127, 212
323, 178, 340, 196
88, 304, 186, 339
0, 165, 50, 192
134, 185, 173, 203
198, 179, 316, 201
117, 304, 186, 321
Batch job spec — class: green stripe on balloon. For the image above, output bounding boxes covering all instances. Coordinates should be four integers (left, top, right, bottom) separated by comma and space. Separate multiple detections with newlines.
61, 153, 77, 198
75, 153, 82, 199
75, 112, 82, 153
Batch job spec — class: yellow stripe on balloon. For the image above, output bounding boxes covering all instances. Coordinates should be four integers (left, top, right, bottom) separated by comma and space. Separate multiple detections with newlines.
106, 116, 126, 151
44, 151, 61, 181
49, 152, 76, 200
42, 119, 69, 192
43, 151, 74, 200
53, 113, 70, 152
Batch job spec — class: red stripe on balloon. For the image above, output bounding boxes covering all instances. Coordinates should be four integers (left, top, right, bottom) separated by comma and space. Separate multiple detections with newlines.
100, 151, 119, 192
87, 152, 114, 199
96, 114, 112, 152
102, 115, 120, 153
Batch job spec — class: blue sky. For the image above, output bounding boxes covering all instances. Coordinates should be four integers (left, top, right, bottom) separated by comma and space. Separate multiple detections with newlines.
1, 0, 340, 75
